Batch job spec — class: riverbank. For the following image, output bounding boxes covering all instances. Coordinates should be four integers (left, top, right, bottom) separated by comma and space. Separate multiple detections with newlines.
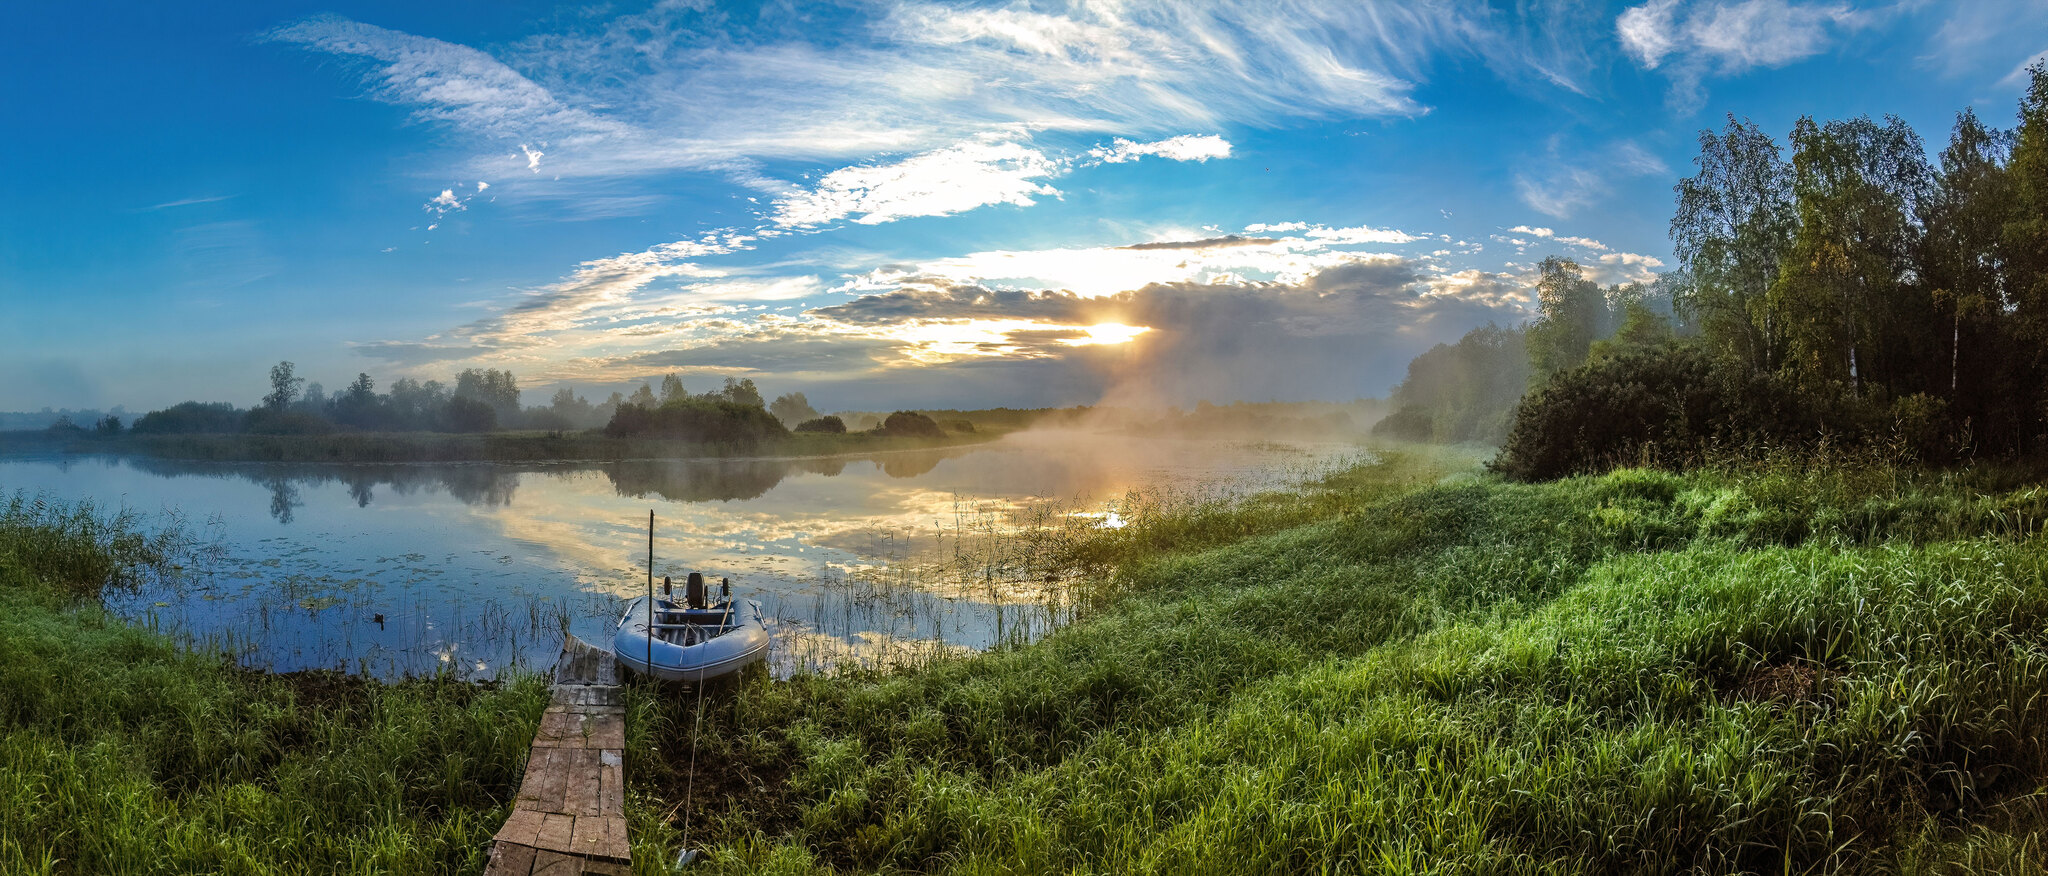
653, 451, 2048, 874
0, 427, 999, 464
10, 452, 2048, 872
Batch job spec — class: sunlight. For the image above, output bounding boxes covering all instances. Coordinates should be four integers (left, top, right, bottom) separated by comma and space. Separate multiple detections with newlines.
1060, 322, 1152, 347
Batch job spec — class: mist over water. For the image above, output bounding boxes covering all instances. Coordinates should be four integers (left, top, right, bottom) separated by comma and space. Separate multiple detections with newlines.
0, 432, 1364, 680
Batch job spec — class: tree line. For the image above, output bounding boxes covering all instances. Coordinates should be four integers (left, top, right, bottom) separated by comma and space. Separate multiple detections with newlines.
1379, 65, 2048, 480
117, 362, 840, 440
111, 361, 959, 447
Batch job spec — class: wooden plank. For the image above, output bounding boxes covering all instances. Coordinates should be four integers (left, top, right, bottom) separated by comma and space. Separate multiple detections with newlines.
537, 748, 573, 813
566, 750, 603, 816
529, 848, 585, 876
493, 809, 546, 847
581, 859, 632, 876
483, 840, 537, 876
535, 812, 576, 853
598, 750, 623, 813
587, 713, 625, 750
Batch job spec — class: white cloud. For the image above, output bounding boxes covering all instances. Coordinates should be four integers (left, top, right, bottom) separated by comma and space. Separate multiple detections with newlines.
476, 180, 490, 192
1245, 221, 1309, 233
1305, 225, 1425, 245
519, 144, 544, 172
1556, 235, 1608, 251
426, 189, 466, 215
1617, 0, 1864, 106
1508, 225, 1555, 237
2002, 49, 2048, 88
1618, 0, 1683, 68
770, 138, 1064, 227
1088, 134, 1232, 164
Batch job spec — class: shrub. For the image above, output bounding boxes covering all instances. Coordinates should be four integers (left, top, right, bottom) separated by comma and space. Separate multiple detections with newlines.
942, 419, 976, 434
795, 415, 847, 434
131, 402, 244, 435
879, 411, 944, 438
1492, 346, 1755, 481
603, 398, 789, 445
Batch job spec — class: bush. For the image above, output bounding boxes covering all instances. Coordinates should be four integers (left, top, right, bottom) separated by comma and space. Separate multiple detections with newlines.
942, 419, 976, 434
131, 402, 244, 435
603, 399, 789, 445
794, 415, 847, 434
879, 411, 944, 438
1492, 346, 1768, 481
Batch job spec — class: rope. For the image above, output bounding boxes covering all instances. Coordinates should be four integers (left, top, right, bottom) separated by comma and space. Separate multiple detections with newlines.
680, 670, 709, 859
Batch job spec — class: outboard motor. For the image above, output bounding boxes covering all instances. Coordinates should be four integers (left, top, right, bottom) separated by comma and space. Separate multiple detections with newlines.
686, 571, 707, 609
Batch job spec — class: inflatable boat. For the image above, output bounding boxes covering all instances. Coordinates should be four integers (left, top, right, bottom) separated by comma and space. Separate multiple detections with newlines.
614, 575, 769, 682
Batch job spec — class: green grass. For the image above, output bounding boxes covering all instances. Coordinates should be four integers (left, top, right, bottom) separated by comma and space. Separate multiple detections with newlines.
14, 449, 2048, 873
623, 454, 2048, 874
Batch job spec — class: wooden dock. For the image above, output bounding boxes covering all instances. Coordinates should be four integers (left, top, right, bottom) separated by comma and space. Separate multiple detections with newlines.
485, 635, 632, 875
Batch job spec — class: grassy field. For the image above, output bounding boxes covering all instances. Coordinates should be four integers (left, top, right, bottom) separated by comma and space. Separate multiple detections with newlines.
10, 450, 2048, 872
0, 428, 997, 463
633, 451, 2048, 874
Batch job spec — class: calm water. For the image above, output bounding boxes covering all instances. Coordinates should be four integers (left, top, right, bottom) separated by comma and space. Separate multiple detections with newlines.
0, 431, 1363, 679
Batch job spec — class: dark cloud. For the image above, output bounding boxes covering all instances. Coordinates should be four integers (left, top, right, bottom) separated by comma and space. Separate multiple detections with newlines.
809, 286, 1097, 326
1115, 235, 1277, 251
805, 258, 1530, 406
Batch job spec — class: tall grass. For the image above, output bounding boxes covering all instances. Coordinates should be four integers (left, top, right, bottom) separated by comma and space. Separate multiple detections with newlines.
622, 453, 2048, 874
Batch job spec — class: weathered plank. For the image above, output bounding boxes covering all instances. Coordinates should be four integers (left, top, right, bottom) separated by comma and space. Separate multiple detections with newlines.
486, 634, 632, 873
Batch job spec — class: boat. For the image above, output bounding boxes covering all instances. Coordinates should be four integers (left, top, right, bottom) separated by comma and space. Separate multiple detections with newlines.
614, 573, 770, 682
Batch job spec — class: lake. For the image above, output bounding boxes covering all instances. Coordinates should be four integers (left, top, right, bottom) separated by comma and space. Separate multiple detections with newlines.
0, 431, 1365, 679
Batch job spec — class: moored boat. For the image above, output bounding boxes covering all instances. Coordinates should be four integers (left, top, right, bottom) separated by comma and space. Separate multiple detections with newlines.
614, 573, 769, 682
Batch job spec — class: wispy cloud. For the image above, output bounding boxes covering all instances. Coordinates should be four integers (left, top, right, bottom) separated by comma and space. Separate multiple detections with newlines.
146, 195, 235, 211
1617, 0, 1865, 107
1515, 140, 1666, 218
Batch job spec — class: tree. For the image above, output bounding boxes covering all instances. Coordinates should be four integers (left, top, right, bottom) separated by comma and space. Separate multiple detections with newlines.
769, 391, 820, 426
794, 415, 847, 433
1923, 108, 2019, 436
627, 382, 657, 408
264, 361, 304, 411
1769, 115, 1932, 396
454, 369, 520, 421
716, 377, 764, 408
1672, 116, 1797, 374
659, 374, 688, 404
332, 372, 383, 428
1526, 258, 1607, 381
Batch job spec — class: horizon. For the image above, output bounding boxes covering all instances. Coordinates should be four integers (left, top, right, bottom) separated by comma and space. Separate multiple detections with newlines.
6, 1, 2047, 414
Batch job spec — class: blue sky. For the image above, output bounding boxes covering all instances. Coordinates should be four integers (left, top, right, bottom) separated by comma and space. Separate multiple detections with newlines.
5, 0, 2046, 413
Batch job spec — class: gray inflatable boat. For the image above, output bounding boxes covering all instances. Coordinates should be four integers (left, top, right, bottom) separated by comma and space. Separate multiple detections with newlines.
614, 589, 769, 683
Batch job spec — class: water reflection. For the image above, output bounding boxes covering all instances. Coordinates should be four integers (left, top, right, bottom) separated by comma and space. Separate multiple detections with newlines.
0, 435, 1364, 680
121, 449, 971, 521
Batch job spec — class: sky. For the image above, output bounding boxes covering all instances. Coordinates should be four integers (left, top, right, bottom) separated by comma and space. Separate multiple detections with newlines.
4, 0, 2047, 414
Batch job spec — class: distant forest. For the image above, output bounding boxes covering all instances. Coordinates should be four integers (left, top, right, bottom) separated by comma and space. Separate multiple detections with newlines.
1380, 65, 2048, 480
